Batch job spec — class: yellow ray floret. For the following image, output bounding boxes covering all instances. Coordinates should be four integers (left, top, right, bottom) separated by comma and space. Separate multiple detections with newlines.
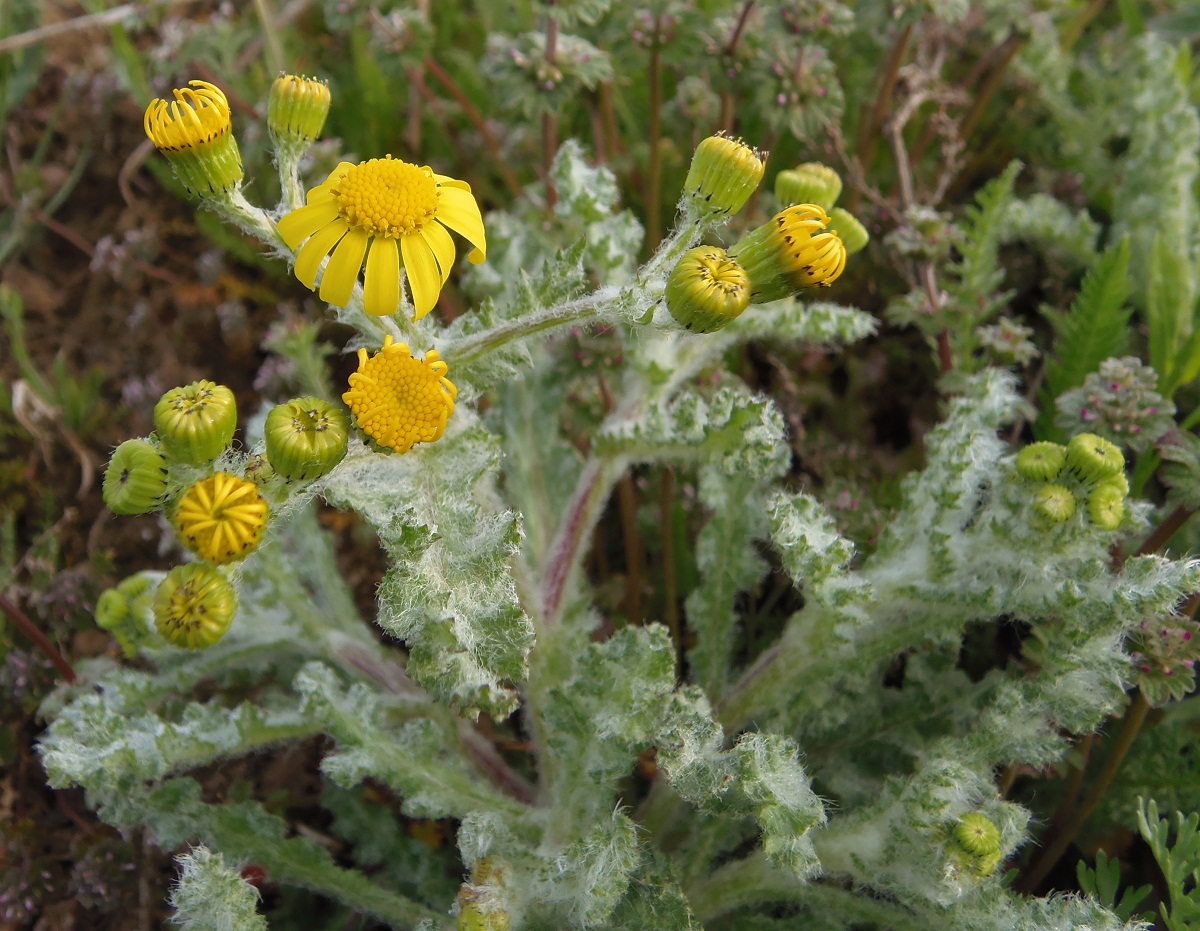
277, 156, 487, 320
174, 472, 269, 564
342, 335, 458, 454
144, 80, 232, 152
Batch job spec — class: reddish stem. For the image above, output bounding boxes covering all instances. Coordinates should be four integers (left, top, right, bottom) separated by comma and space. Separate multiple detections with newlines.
0, 592, 76, 683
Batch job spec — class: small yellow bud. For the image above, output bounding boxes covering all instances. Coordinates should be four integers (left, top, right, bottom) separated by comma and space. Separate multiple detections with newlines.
1033, 483, 1077, 524
174, 473, 269, 565
683, 134, 766, 217
1087, 482, 1126, 530
265, 397, 349, 482
153, 563, 238, 649
664, 246, 752, 333
1015, 442, 1067, 482
143, 80, 243, 197
268, 74, 331, 149
1064, 433, 1125, 484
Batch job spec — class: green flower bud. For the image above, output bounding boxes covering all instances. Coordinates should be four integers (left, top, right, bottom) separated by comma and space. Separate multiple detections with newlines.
265, 397, 350, 481
268, 74, 331, 149
1033, 483, 1077, 523
664, 246, 752, 333
1064, 432, 1125, 484
1015, 442, 1067, 482
95, 588, 129, 632
154, 563, 238, 649
1087, 482, 1126, 530
243, 454, 276, 488
683, 134, 766, 217
457, 903, 509, 931
774, 162, 842, 211
954, 813, 1002, 857
730, 204, 848, 301
154, 380, 237, 464
827, 207, 869, 255
102, 439, 169, 515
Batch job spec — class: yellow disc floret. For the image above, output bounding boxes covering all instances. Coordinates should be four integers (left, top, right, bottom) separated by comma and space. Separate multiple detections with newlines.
341, 335, 458, 454
334, 157, 439, 238
174, 472, 269, 564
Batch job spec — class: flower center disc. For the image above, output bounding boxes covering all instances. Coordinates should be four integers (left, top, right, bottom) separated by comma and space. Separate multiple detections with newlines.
334, 157, 438, 238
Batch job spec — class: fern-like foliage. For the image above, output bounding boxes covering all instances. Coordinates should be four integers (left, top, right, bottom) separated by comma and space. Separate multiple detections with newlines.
1138, 798, 1200, 931
1036, 237, 1133, 439
1076, 849, 1153, 923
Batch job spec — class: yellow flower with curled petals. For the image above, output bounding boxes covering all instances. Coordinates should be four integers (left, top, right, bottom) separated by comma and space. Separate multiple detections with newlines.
277, 156, 487, 320
174, 473, 269, 565
342, 335, 457, 453
143, 80, 243, 197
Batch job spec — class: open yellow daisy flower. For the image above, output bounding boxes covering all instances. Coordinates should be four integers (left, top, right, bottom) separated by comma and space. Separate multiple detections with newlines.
342, 335, 457, 454
277, 156, 486, 320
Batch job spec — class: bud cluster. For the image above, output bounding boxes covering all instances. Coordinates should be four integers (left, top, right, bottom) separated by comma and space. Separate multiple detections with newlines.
1014, 433, 1129, 530
100, 377, 351, 651
1128, 616, 1200, 706
668, 144, 864, 333
948, 813, 1004, 876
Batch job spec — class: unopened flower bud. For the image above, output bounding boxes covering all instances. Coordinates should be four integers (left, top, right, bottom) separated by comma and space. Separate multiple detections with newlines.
1065, 432, 1125, 484
1087, 481, 1126, 530
951, 813, 1003, 875
1033, 483, 1077, 523
154, 563, 238, 649
827, 207, 869, 255
143, 80, 243, 198
729, 204, 847, 301
103, 440, 169, 515
664, 246, 752, 332
683, 134, 766, 216
154, 380, 238, 464
774, 162, 842, 210
265, 397, 349, 481
268, 74, 331, 149
95, 588, 129, 632
174, 473, 268, 565
1015, 442, 1067, 482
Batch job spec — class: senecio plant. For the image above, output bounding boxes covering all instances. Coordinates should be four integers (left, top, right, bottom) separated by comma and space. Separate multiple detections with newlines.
36, 41, 1200, 931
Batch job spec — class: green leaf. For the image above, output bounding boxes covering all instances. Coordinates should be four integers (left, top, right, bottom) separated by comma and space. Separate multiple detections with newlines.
1149, 232, 1200, 397
169, 846, 268, 931
322, 423, 535, 720
945, 160, 1022, 323
294, 662, 528, 819
685, 470, 770, 703
1037, 238, 1133, 439
729, 299, 878, 347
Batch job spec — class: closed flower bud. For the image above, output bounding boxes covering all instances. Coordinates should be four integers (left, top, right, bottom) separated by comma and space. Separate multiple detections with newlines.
457, 903, 510, 931
103, 440, 169, 515
268, 74, 331, 149
174, 473, 269, 564
1087, 482, 1126, 530
664, 246, 752, 333
730, 204, 847, 301
1033, 483, 1077, 523
827, 207, 869, 255
153, 563, 238, 649
95, 588, 129, 632
243, 454, 276, 487
154, 380, 238, 464
683, 134, 766, 217
265, 397, 349, 481
1015, 442, 1067, 482
1064, 432, 1125, 484
143, 80, 243, 198
951, 813, 1003, 875
774, 162, 842, 211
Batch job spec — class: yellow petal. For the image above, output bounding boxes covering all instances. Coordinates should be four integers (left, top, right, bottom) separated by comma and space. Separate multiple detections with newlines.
293, 219, 349, 289
363, 236, 401, 316
434, 174, 471, 192
421, 221, 456, 285
401, 234, 442, 320
277, 201, 341, 249
436, 186, 486, 264
319, 226, 370, 307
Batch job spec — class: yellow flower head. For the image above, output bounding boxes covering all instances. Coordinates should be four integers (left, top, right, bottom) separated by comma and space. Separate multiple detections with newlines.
277, 156, 487, 320
174, 472, 269, 565
154, 563, 238, 650
729, 204, 847, 303
143, 80, 243, 196
341, 335, 458, 454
